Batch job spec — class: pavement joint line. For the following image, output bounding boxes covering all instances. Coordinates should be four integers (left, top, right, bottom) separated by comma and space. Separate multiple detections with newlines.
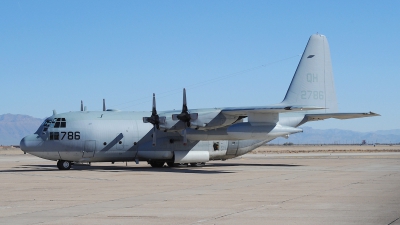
388, 217, 400, 225
193, 207, 258, 224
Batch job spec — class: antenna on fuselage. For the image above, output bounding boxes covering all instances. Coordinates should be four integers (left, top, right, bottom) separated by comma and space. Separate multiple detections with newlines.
103, 99, 106, 111
53, 110, 57, 116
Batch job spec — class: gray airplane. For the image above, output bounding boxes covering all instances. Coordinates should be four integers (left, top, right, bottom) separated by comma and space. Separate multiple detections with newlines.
20, 34, 379, 170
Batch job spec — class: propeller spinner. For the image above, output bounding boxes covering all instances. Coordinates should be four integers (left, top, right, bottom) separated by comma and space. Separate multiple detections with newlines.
143, 94, 166, 146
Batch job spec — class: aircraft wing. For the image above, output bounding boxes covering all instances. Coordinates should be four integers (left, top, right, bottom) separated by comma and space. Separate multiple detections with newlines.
221, 105, 325, 116
303, 112, 380, 121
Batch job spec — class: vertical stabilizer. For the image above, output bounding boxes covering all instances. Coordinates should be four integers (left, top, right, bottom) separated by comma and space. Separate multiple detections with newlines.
282, 34, 337, 113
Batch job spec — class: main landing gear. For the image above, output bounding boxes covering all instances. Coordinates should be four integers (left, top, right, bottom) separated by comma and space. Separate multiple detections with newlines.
149, 161, 206, 168
57, 160, 72, 170
149, 161, 165, 168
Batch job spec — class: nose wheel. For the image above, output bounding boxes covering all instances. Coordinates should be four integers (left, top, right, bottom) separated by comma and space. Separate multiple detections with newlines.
57, 160, 72, 170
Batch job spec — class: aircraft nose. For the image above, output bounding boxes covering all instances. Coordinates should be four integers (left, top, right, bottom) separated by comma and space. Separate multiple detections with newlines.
20, 134, 42, 153
20, 136, 28, 151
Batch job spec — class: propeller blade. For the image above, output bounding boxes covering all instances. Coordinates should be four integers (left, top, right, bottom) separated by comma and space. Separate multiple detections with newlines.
152, 93, 157, 115
103, 99, 106, 111
172, 88, 198, 129
152, 126, 157, 146
182, 128, 187, 145
143, 93, 166, 146
182, 88, 187, 112
81, 101, 83, 111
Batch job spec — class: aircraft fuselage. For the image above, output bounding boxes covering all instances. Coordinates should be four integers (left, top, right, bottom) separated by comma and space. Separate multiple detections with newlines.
20, 110, 276, 165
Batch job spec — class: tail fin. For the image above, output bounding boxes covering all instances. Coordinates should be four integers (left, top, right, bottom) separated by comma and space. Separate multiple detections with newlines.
281, 34, 338, 113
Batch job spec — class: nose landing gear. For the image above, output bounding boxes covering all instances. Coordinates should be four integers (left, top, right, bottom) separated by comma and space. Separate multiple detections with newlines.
57, 160, 72, 170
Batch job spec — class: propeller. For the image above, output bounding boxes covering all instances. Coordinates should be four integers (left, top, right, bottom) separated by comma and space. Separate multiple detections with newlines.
172, 88, 198, 145
143, 94, 166, 146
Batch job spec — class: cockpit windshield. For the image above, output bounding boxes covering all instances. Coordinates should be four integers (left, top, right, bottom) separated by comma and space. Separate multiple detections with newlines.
41, 119, 52, 133
40, 118, 67, 134
54, 118, 66, 128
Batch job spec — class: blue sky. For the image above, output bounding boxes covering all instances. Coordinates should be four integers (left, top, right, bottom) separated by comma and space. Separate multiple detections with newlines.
1, 1, 399, 132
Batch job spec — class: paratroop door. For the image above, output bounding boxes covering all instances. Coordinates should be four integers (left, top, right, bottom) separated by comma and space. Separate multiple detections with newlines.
83, 140, 96, 158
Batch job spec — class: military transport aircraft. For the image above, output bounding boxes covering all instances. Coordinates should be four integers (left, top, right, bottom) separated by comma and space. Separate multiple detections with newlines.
20, 34, 379, 170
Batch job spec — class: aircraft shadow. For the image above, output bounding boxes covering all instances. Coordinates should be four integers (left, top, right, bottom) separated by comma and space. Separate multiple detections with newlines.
208, 163, 303, 167
0, 162, 302, 174
0, 164, 233, 174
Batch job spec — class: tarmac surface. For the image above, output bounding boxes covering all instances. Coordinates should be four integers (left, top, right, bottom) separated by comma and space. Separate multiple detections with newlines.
1, 147, 400, 225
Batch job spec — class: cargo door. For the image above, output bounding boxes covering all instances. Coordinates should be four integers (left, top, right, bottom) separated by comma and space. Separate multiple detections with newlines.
226, 141, 239, 155
83, 140, 96, 158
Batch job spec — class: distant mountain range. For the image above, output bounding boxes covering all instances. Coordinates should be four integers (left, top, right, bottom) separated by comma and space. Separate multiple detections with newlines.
0, 114, 43, 145
269, 127, 400, 145
1, 114, 399, 145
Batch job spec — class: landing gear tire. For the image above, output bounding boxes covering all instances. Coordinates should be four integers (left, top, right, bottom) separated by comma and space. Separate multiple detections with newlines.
57, 160, 71, 170
190, 162, 206, 167
149, 161, 165, 168
167, 163, 189, 167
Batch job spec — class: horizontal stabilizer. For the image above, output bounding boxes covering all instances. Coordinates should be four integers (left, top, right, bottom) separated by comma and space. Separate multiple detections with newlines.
301, 112, 380, 123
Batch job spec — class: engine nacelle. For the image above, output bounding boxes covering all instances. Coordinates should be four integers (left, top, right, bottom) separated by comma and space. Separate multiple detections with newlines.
159, 109, 238, 131
227, 122, 302, 140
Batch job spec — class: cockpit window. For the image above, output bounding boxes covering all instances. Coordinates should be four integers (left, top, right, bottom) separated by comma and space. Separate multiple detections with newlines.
42, 119, 52, 132
54, 118, 60, 128
61, 118, 66, 128
53, 118, 67, 128
40, 118, 67, 134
